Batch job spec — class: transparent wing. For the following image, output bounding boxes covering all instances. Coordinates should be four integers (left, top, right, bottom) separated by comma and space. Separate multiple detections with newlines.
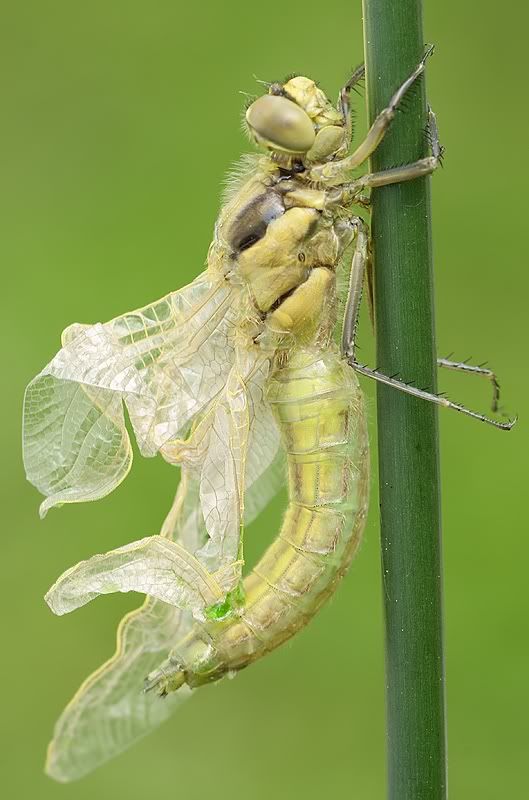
39, 290, 285, 780
46, 597, 194, 783
161, 345, 282, 576
243, 446, 286, 524
45, 344, 281, 627
45, 535, 239, 620
45, 438, 285, 782
45, 472, 205, 783
23, 270, 241, 517
241, 356, 286, 523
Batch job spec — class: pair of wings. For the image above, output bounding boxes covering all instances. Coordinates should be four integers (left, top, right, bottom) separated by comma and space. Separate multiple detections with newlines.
22, 269, 285, 781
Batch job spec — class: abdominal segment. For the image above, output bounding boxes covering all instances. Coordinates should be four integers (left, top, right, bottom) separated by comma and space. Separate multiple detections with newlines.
149, 348, 369, 692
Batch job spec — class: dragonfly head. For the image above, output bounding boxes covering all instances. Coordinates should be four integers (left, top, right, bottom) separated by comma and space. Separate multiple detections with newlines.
245, 75, 347, 164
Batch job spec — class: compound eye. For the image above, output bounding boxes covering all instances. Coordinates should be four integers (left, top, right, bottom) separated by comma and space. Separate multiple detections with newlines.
246, 95, 315, 153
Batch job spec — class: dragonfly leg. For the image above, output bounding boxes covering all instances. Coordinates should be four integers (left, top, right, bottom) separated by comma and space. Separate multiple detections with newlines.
348, 360, 516, 430
341, 217, 369, 359
335, 63, 365, 157
438, 357, 501, 413
330, 106, 443, 203
353, 194, 371, 210
311, 45, 435, 182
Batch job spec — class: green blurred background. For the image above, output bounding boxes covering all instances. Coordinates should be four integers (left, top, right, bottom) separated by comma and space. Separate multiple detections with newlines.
2, 1, 527, 797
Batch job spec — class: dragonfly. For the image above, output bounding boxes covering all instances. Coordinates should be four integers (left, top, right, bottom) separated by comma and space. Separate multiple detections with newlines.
22, 47, 514, 783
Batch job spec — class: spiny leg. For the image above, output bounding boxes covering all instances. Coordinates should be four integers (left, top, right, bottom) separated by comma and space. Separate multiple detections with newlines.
340, 232, 515, 430
311, 44, 434, 182
342, 284, 514, 430
339, 63, 366, 110
438, 357, 501, 413
333, 95, 511, 430
341, 217, 369, 359
347, 361, 515, 430
353, 194, 371, 210
335, 63, 365, 158
329, 106, 443, 205
343, 310, 514, 431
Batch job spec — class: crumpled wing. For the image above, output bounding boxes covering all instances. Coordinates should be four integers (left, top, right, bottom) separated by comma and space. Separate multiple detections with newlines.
23, 270, 240, 517
45, 447, 285, 783
243, 445, 285, 523
44, 344, 281, 627
46, 597, 194, 783
45, 535, 240, 621
162, 345, 281, 576
39, 285, 285, 781
45, 472, 204, 782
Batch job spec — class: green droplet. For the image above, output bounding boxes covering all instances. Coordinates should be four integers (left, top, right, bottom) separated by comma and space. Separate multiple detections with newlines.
205, 584, 246, 621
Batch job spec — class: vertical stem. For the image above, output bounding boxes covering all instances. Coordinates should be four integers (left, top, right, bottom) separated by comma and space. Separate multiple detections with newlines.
361, 2, 447, 799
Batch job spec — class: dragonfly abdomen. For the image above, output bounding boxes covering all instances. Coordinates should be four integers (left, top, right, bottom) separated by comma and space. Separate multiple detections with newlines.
233, 349, 369, 656
156, 348, 369, 691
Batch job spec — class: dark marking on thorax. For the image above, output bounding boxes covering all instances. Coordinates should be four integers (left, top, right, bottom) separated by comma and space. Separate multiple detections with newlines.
227, 190, 285, 253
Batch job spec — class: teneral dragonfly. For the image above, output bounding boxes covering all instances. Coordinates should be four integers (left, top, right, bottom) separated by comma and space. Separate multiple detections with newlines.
22, 48, 513, 783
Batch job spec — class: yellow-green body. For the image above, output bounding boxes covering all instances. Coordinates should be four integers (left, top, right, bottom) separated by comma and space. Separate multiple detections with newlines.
148, 155, 370, 692
22, 49, 509, 786
24, 73, 376, 780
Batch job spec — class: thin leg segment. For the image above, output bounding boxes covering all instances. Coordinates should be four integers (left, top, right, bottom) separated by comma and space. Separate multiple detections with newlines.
348, 360, 516, 430
328, 107, 443, 205
341, 217, 369, 358
311, 45, 434, 182
338, 218, 513, 429
335, 64, 366, 158
438, 357, 500, 413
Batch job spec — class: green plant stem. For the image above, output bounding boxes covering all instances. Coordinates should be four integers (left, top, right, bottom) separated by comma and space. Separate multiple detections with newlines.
361, 2, 447, 798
